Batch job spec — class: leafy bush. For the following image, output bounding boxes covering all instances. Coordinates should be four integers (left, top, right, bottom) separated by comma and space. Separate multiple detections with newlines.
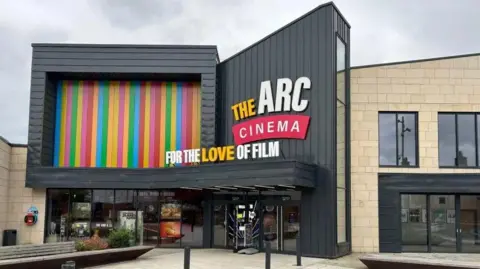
75, 240, 86, 251
107, 228, 133, 248
75, 230, 109, 251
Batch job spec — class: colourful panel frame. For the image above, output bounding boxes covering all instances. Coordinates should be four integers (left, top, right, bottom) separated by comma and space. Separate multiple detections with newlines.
53, 80, 201, 168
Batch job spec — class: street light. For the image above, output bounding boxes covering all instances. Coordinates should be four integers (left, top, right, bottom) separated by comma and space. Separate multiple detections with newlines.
398, 116, 411, 165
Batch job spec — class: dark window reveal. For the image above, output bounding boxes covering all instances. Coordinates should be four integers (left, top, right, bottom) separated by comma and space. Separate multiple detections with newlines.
379, 112, 418, 167
438, 113, 478, 167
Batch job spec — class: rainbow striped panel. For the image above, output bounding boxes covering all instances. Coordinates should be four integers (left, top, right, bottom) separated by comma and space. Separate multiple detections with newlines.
53, 80, 202, 168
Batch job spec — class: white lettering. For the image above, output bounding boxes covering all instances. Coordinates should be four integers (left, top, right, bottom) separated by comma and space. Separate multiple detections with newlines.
292, 77, 310, 112
275, 78, 293, 112
236, 145, 245, 160
240, 128, 247, 138
267, 121, 274, 133
258, 80, 275, 115
269, 141, 280, 157
291, 121, 300, 132
277, 121, 288, 132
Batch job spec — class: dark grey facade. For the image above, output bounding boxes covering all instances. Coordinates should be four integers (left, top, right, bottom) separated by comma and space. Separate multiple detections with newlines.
25, 2, 350, 259
27, 44, 218, 170
378, 173, 480, 252
217, 3, 350, 257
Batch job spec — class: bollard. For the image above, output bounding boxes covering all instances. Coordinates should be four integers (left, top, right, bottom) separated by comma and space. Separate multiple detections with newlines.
295, 232, 301, 266
61, 260, 75, 269
184, 246, 191, 269
265, 241, 271, 269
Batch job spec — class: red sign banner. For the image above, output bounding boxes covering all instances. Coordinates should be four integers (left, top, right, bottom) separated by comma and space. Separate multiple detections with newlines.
232, 114, 311, 145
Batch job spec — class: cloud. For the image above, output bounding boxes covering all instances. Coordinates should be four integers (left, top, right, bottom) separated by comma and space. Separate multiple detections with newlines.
1, 0, 480, 143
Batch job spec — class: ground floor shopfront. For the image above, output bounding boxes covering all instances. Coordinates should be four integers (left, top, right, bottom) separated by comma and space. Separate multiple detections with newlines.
45, 188, 301, 254
378, 174, 480, 254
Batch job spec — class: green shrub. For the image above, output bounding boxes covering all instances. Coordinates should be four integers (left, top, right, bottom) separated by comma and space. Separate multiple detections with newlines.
107, 228, 132, 248
75, 240, 86, 251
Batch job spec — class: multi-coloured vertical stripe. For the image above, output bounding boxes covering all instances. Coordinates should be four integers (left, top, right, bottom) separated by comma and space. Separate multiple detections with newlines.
53, 80, 202, 168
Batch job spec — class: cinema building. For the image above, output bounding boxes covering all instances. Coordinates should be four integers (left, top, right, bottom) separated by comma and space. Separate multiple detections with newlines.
1, 1, 480, 258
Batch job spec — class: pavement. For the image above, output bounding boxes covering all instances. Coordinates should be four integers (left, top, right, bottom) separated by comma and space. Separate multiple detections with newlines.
86, 248, 367, 269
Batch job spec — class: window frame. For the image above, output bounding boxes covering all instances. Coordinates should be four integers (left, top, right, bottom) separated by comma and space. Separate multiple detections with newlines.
378, 111, 419, 168
438, 112, 480, 168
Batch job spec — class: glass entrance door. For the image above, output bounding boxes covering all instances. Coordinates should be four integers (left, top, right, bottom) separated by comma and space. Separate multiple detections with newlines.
459, 195, 480, 253
429, 195, 456, 252
262, 204, 300, 253
401, 194, 480, 253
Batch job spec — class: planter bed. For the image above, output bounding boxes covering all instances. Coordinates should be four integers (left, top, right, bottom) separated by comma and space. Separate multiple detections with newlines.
359, 253, 480, 269
0, 246, 153, 269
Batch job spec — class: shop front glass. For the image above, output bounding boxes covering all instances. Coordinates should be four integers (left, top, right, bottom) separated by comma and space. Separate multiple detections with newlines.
45, 188, 204, 248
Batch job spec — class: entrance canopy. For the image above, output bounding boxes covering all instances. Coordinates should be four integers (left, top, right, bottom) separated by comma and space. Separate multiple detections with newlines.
27, 159, 317, 190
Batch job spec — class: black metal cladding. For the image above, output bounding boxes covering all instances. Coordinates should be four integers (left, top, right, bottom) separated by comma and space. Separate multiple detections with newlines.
26, 44, 218, 177
217, 3, 350, 258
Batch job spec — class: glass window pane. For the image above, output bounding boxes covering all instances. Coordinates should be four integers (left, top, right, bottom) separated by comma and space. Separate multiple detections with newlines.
337, 101, 345, 188
460, 195, 480, 253
401, 194, 427, 252
69, 190, 92, 240
114, 190, 139, 244
179, 190, 204, 247
379, 113, 397, 166
457, 114, 476, 167
91, 190, 114, 239
46, 189, 70, 243
337, 188, 346, 243
438, 114, 456, 166
336, 37, 346, 103
397, 113, 417, 166
430, 195, 456, 252
283, 205, 300, 251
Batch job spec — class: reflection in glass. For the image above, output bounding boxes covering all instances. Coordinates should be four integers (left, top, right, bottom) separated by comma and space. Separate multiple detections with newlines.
397, 113, 417, 166
379, 113, 417, 166
213, 205, 226, 247
180, 190, 204, 247
69, 190, 92, 240
379, 113, 397, 166
138, 190, 159, 246
263, 205, 278, 250
114, 190, 140, 245
438, 114, 456, 166
430, 195, 456, 253
401, 194, 427, 252
46, 190, 70, 243
457, 114, 476, 167
460, 195, 480, 253
283, 205, 300, 252
337, 188, 346, 243
91, 190, 114, 238
336, 36, 346, 103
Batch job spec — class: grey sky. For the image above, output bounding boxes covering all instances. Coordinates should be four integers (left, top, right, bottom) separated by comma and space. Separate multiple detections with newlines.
1, 0, 479, 143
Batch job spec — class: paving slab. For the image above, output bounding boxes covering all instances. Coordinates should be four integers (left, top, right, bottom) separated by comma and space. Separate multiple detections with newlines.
86, 249, 366, 269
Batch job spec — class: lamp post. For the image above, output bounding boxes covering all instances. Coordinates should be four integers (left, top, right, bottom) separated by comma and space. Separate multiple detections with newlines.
397, 116, 411, 165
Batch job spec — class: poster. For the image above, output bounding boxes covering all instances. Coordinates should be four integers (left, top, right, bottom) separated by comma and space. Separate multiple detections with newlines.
432, 209, 446, 224
422, 209, 427, 223
116, 210, 144, 245
160, 221, 182, 238
161, 204, 181, 219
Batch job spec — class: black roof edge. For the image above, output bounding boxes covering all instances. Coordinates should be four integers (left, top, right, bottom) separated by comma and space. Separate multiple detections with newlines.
0, 136, 27, 148
219, 1, 345, 64
32, 43, 218, 50
352, 51, 480, 70
330, 1, 351, 28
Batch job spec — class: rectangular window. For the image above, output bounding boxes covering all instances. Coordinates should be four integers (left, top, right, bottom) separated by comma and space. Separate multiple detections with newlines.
336, 36, 347, 244
438, 113, 478, 167
379, 112, 418, 167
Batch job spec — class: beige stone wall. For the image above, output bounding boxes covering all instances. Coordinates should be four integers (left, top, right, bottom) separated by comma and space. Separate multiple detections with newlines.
350, 55, 480, 253
0, 140, 11, 245
0, 139, 46, 245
